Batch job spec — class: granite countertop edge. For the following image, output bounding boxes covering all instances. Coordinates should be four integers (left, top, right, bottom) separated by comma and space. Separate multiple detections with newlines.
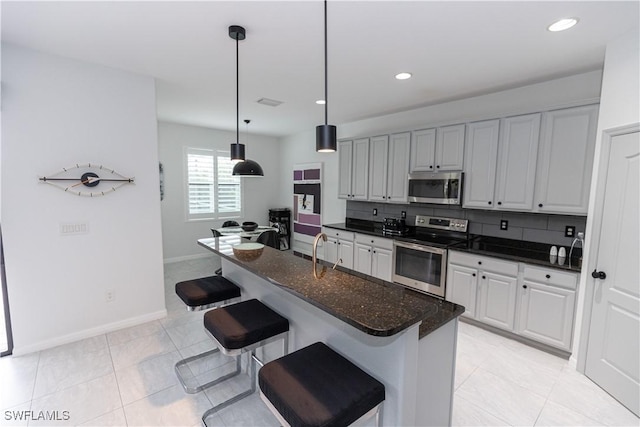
198, 239, 464, 339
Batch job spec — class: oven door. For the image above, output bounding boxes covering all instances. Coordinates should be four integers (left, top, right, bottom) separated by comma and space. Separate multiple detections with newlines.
392, 241, 447, 298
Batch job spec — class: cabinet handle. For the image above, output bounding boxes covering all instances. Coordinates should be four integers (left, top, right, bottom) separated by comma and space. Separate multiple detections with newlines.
373, 250, 376, 254
429, 165, 433, 169
497, 201, 502, 205
368, 249, 371, 252
523, 285, 527, 289
478, 261, 482, 265
472, 273, 476, 277
338, 242, 341, 245
436, 165, 440, 169
545, 274, 551, 279
482, 275, 486, 279
538, 203, 543, 208
488, 201, 492, 205
371, 240, 374, 243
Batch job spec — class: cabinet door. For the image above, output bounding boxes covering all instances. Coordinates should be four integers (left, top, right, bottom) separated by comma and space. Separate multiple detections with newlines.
368, 135, 389, 201
495, 113, 541, 211
463, 120, 500, 209
534, 105, 598, 214
386, 132, 411, 203
354, 242, 372, 275
446, 264, 478, 319
372, 247, 393, 282
324, 237, 338, 264
338, 140, 353, 199
351, 138, 370, 200
518, 280, 576, 350
477, 271, 517, 331
338, 240, 354, 270
436, 124, 465, 171
410, 129, 436, 172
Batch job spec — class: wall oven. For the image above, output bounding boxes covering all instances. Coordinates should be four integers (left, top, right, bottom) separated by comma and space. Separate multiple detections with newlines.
392, 215, 469, 298
407, 172, 463, 205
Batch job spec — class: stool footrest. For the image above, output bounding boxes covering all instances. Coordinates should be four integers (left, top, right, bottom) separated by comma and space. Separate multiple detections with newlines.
175, 347, 245, 394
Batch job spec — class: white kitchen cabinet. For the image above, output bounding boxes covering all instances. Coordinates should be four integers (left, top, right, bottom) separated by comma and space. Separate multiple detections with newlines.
534, 104, 598, 215
447, 251, 518, 332
446, 263, 478, 318
322, 228, 354, 270
353, 233, 393, 281
463, 119, 500, 209
477, 270, 518, 331
338, 138, 369, 200
411, 125, 464, 172
517, 266, 577, 351
494, 113, 541, 211
368, 133, 410, 203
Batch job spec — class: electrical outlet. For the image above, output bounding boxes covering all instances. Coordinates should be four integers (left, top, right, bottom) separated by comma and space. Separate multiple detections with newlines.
373, 208, 377, 216
105, 290, 115, 302
401, 211, 407, 219
500, 220, 509, 230
565, 226, 576, 237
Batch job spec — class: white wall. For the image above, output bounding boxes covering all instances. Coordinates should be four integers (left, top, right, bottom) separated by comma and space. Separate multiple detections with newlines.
574, 28, 640, 368
158, 121, 281, 261
1, 44, 165, 354
277, 70, 603, 254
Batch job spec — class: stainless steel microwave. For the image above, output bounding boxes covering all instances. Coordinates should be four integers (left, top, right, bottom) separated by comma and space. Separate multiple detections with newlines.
407, 172, 463, 205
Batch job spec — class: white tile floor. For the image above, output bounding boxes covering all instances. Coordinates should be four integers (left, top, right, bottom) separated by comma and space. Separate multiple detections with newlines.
0, 256, 638, 427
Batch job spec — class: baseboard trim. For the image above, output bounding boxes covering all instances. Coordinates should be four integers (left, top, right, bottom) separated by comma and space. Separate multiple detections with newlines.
164, 253, 214, 264
12, 309, 168, 356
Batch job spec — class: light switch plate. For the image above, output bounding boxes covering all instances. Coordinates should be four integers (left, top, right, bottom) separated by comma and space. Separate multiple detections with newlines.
401, 211, 406, 219
500, 220, 509, 230
565, 226, 575, 237
373, 208, 377, 216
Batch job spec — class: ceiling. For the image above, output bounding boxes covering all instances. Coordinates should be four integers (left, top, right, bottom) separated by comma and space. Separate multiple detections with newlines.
2, 1, 638, 138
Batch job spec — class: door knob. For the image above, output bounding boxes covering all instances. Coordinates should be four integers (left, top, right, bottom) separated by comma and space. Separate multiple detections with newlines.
591, 270, 607, 280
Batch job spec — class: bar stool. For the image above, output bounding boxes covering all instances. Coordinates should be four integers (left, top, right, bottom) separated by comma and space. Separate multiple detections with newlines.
201, 298, 289, 425
258, 342, 385, 427
173, 275, 241, 393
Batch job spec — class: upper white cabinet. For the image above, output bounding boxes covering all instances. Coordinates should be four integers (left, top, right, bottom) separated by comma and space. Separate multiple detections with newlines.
533, 105, 598, 215
494, 113, 541, 211
463, 119, 500, 209
369, 133, 411, 203
463, 114, 541, 211
411, 125, 464, 172
338, 138, 369, 200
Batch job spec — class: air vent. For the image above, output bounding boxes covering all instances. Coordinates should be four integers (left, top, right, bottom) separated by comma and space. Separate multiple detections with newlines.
256, 97, 283, 107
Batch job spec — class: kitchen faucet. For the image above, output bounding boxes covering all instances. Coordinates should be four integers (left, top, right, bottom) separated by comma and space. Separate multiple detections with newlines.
312, 232, 341, 279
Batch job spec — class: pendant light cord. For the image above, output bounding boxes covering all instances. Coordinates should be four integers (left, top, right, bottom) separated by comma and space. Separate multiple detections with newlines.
324, 0, 328, 125
236, 35, 240, 147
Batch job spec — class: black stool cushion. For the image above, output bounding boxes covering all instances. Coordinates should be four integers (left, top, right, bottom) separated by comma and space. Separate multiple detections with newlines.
258, 342, 385, 427
175, 276, 240, 308
204, 299, 289, 350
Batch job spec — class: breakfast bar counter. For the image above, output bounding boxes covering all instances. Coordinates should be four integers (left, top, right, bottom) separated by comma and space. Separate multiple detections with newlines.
198, 236, 464, 426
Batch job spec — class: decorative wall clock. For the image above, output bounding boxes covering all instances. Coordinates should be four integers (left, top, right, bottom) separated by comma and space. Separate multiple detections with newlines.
39, 163, 135, 197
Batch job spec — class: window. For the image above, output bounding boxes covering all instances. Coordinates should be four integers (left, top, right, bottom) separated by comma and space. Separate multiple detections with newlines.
186, 148, 242, 220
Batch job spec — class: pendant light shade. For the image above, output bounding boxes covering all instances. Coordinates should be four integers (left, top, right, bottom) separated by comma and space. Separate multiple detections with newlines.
316, 0, 337, 153
228, 25, 264, 176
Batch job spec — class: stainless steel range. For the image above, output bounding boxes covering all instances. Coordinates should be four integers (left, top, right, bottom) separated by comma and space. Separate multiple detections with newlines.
392, 215, 469, 298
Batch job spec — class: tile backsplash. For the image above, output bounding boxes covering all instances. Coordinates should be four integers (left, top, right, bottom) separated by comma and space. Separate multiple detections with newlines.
345, 201, 587, 247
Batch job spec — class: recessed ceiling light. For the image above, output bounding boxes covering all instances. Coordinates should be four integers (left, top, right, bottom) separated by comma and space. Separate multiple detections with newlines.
548, 18, 578, 32
316, 99, 326, 105
395, 72, 412, 80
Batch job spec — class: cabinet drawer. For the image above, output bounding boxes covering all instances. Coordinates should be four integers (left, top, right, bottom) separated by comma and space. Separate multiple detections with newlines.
354, 233, 394, 250
322, 227, 354, 241
448, 251, 518, 277
523, 265, 577, 290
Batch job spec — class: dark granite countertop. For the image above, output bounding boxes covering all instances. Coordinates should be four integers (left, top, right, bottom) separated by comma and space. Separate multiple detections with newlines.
323, 221, 582, 273
198, 236, 464, 339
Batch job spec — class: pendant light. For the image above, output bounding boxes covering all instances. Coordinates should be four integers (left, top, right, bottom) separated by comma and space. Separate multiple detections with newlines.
232, 119, 264, 176
228, 25, 264, 176
316, 0, 337, 152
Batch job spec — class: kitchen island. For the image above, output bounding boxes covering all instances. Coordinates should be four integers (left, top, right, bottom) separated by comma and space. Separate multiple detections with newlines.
198, 236, 464, 426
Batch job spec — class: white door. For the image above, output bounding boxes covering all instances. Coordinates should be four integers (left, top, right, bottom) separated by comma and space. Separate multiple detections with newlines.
372, 247, 393, 282
338, 240, 354, 270
351, 138, 370, 200
338, 140, 353, 199
445, 264, 478, 318
435, 124, 465, 171
585, 129, 640, 416
354, 243, 372, 275
463, 119, 500, 209
386, 132, 411, 203
477, 271, 517, 331
368, 135, 389, 201
410, 128, 436, 172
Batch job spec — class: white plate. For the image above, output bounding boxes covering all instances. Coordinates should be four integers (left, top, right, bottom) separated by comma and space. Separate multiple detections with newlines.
233, 243, 265, 250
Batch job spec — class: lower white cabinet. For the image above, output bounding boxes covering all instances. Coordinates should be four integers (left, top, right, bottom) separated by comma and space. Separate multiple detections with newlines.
353, 233, 393, 281
447, 251, 578, 351
322, 228, 354, 270
517, 266, 577, 351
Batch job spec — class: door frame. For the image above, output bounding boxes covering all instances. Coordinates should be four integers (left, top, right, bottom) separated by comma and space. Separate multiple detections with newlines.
575, 122, 639, 373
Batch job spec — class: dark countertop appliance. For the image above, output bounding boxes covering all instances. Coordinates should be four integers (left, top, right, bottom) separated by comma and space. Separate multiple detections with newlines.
393, 215, 469, 298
